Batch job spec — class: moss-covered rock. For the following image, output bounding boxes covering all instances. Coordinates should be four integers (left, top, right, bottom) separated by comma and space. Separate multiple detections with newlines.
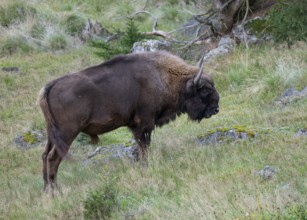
14, 130, 45, 149
196, 125, 266, 145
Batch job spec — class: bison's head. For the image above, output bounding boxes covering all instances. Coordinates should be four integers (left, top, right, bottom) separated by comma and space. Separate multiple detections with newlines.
183, 58, 219, 122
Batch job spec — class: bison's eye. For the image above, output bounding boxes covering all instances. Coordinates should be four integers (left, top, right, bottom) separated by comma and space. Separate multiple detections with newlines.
200, 89, 210, 99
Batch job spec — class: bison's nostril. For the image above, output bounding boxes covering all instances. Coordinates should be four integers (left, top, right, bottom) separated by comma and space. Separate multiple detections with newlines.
215, 108, 219, 113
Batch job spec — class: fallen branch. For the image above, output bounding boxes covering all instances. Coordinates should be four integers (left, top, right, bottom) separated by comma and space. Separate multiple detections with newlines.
133, 10, 170, 39
180, 29, 210, 50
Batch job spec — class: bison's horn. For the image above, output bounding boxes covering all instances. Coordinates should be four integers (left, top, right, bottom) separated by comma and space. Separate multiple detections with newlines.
194, 55, 205, 86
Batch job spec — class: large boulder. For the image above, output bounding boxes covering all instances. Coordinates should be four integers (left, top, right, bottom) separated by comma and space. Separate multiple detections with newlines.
83, 143, 138, 165
196, 126, 259, 145
203, 36, 235, 62
131, 40, 171, 53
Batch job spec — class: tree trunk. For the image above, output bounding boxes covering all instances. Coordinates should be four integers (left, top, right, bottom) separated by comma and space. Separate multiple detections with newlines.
210, 0, 276, 35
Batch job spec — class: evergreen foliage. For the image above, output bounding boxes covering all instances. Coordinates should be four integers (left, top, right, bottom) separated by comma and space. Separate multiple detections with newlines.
267, 0, 307, 47
90, 17, 146, 60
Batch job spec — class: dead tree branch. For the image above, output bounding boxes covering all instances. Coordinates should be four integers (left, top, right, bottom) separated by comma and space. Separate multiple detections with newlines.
133, 10, 170, 39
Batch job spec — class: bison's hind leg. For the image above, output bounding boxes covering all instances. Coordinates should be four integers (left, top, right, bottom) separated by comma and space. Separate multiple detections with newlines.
46, 146, 64, 196
42, 139, 53, 192
45, 135, 76, 196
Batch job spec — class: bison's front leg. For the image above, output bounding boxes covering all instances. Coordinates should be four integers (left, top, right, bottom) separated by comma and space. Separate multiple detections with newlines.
132, 128, 152, 164
89, 134, 99, 145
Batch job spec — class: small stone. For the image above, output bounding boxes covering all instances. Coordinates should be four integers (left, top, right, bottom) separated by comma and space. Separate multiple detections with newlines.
240, 132, 248, 140
259, 165, 277, 180
225, 129, 239, 140
2, 67, 19, 72
295, 128, 307, 137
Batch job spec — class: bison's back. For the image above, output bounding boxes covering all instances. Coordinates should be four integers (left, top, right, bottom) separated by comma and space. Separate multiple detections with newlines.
45, 51, 198, 139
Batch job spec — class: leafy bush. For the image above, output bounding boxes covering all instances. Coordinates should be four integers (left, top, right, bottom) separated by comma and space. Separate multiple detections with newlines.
267, 0, 307, 47
83, 180, 118, 220
0, 2, 36, 27
0, 36, 33, 56
90, 17, 146, 60
65, 14, 86, 36
48, 35, 67, 50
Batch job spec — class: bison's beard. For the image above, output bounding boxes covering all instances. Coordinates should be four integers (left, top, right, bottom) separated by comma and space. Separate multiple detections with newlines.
184, 97, 219, 122
188, 106, 219, 122
186, 106, 207, 122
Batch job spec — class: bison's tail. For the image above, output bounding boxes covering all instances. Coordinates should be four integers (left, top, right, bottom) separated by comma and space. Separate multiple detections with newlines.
38, 84, 68, 158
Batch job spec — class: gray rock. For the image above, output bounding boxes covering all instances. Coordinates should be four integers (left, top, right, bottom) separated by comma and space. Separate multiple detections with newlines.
240, 132, 248, 140
203, 36, 234, 62
14, 130, 45, 149
197, 128, 259, 145
295, 128, 307, 137
197, 132, 224, 145
88, 146, 102, 158
276, 86, 307, 106
232, 24, 258, 45
86, 143, 138, 164
259, 165, 277, 180
131, 40, 171, 53
225, 129, 239, 139
2, 67, 19, 72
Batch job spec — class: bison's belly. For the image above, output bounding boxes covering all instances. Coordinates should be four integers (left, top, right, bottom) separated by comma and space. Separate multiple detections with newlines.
82, 115, 129, 135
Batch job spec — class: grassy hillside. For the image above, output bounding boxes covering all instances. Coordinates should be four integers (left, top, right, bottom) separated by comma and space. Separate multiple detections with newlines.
0, 0, 306, 219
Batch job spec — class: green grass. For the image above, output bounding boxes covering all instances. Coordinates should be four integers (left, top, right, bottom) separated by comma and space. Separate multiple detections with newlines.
0, 0, 306, 219
1, 42, 306, 220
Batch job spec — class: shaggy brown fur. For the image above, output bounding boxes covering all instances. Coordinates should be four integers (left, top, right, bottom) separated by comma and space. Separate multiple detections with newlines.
38, 51, 219, 194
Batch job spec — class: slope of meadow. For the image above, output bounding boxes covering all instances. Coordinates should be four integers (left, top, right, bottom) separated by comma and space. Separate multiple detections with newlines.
0, 0, 306, 219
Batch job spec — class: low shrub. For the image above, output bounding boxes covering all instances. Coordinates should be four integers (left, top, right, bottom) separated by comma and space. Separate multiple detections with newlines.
0, 2, 36, 27
48, 35, 67, 50
0, 36, 33, 56
83, 180, 118, 220
65, 14, 86, 36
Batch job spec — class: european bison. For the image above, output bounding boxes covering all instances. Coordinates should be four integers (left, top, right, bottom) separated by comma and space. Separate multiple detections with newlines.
38, 51, 219, 192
